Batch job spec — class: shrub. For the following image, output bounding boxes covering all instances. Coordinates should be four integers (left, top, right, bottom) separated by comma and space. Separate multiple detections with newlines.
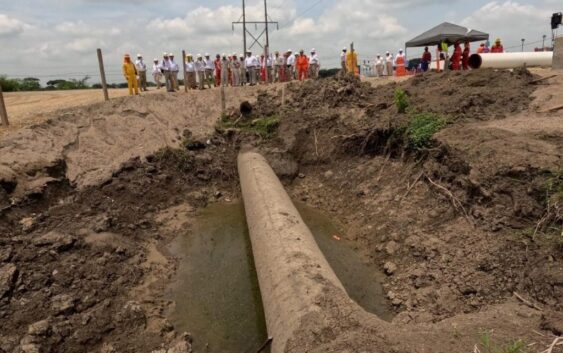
216, 115, 280, 139
406, 112, 447, 149
477, 330, 526, 353
0, 75, 41, 91
251, 117, 280, 138
155, 147, 193, 172
394, 88, 409, 113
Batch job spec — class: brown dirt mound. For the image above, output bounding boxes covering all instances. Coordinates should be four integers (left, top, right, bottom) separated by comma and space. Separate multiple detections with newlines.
404, 67, 535, 120
239, 69, 562, 322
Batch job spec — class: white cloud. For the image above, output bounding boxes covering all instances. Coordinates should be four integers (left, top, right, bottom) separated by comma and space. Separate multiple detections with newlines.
65, 38, 105, 53
462, 1, 552, 50
0, 14, 30, 36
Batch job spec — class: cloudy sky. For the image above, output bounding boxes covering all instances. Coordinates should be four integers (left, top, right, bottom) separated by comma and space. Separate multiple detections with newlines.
0, 0, 558, 83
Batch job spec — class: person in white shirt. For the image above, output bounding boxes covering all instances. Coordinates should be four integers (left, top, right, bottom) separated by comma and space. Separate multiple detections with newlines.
385, 51, 393, 77
231, 53, 241, 86
375, 54, 384, 77
254, 55, 261, 83
195, 54, 206, 90
152, 58, 163, 89
286, 49, 294, 81
245, 52, 257, 86
341, 48, 347, 73
135, 54, 148, 92
204, 54, 214, 89
239, 54, 247, 85
309, 49, 320, 79
394, 49, 405, 66
168, 53, 179, 91
265, 54, 273, 83
161, 53, 172, 92
273, 51, 284, 82
185, 54, 197, 90
220, 54, 230, 87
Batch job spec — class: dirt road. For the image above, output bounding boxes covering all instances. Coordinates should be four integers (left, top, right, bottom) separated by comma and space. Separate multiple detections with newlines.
2, 88, 152, 130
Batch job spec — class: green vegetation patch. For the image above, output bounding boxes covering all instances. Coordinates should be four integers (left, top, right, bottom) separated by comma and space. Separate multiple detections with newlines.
477, 330, 527, 353
155, 146, 193, 172
216, 115, 280, 139
394, 88, 409, 114
406, 112, 447, 149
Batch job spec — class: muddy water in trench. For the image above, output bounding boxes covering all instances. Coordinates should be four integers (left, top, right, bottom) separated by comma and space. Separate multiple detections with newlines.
167, 202, 392, 353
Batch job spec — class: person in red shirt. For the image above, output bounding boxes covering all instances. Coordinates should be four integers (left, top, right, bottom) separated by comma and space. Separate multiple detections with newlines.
214, 54, 221, 87
296, 50, 309, 81
421, 46, 431, 72
462, 42, 470, 70
477, 43, 485, 54
490, 38, 504, 53
451, 41, 462, 70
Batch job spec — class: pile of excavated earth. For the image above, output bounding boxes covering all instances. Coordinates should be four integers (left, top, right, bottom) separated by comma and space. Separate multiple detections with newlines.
0, 68, 561, 353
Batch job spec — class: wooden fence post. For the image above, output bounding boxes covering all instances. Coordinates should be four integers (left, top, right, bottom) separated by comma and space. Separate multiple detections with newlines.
220, 85, 226, 115
97, 48, 109, 101
182, 50, 188, 93
0, 84, 9, 127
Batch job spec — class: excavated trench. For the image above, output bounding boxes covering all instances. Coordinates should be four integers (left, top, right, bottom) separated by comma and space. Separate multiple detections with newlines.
166, 198, 393, 353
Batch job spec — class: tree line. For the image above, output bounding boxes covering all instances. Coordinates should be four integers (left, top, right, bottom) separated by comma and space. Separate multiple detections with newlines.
0, 75, 145, 92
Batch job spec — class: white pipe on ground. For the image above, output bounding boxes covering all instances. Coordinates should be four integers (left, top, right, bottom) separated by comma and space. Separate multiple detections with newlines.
468, 52, 553, 69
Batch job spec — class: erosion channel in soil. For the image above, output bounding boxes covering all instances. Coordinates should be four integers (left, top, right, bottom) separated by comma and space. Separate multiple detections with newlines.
166, 201, 392, 353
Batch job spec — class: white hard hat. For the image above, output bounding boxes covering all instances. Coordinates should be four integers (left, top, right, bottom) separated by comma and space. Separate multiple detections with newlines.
197, 53, 202, 58
153, 58, 158, 61
137, 53, 142, 57
343, 47, 347, 50
205, 53, 210, 56
169, 53, 174, 56
287, 49, 292, 52
399, 49, 403, 52
386, 51, 390, 54
311, 48, 316, 52
163, 52, 168, 56
222, 53, 226, 57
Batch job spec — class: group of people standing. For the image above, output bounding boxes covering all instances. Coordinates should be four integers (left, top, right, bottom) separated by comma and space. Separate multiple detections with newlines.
121, 49, 321, 95
434, 37, 504, 71
360, 37, 506, 78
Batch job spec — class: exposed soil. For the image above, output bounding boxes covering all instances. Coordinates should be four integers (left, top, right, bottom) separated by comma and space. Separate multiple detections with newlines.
1, 68, 562, 353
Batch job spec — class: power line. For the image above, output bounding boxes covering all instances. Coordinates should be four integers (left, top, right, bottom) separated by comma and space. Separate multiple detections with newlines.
277, 0, 325, 30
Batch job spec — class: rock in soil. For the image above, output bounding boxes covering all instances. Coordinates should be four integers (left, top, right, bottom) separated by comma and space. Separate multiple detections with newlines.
0, 263, 18, 299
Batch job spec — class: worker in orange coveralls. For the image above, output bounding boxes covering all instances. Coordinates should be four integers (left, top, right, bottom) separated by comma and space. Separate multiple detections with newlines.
490, 38, 504, 53
451, 41, 462, 70
214, 54, 221, 87
462, 42, 471, 70
122, 54, 139, 96
296, 50, 309, 81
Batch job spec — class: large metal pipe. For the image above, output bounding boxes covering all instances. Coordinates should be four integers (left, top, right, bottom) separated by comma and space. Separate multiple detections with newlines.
238, 151, 369, 352
468, 52, 553, 69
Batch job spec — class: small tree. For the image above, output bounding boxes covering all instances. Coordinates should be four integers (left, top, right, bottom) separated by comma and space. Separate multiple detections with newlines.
394, 88, 409, 113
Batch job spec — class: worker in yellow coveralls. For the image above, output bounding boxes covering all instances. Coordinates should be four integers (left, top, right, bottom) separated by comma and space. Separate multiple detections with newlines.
346, 47, 359, 77
122, 54, 139, 96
